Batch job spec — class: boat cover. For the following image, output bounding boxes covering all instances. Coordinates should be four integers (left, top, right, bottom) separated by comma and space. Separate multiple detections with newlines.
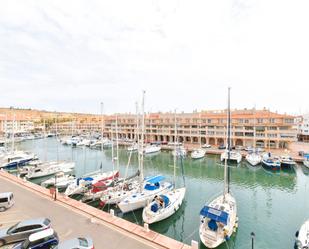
200, 206, 229, 225
160, 195, 170, 206
146, 175, 165, 184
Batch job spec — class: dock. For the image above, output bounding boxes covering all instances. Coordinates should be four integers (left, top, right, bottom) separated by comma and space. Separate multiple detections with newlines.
0, 170, 192, 249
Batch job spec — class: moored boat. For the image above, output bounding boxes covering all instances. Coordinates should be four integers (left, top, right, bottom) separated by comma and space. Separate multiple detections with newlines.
295, 219, 309, 249
262, 152, 281, 170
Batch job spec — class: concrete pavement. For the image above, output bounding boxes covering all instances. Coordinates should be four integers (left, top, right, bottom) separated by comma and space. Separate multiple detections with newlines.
0, 174, 165, 249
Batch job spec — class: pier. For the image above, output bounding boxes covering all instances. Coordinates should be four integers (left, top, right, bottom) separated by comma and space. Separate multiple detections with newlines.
0, 170, 192, 249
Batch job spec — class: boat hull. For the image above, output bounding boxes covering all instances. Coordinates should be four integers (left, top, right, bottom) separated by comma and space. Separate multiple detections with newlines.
142, 188, 186, 224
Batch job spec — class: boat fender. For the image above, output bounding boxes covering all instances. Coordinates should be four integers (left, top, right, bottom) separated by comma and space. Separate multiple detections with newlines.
223, 228, 229, 239
295, 230, 299, 238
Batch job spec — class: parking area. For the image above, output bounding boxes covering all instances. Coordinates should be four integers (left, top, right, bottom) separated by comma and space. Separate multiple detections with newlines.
0, 175, 162, 249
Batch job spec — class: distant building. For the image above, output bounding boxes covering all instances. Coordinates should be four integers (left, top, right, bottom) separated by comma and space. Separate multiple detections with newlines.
297, 113, 309, 142
52, 108, 297, 149
0, 114, 35, 134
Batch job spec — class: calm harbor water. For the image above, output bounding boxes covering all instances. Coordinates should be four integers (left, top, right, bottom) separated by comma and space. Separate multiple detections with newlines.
16, 138, 309, 249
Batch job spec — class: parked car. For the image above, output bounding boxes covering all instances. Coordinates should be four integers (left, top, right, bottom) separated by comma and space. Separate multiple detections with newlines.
202, 144, 211, 148
12, 228, 58, 249
0, 192, 14, 212
55, 237, 94, 249
218, 144, 226, 150
0, 218, 51, 246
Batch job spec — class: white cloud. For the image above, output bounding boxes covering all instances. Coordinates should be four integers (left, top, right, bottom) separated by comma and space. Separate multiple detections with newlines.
0, 0, 308, 114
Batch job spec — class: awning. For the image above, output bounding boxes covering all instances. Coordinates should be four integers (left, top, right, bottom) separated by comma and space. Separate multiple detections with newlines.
146, 175, 165, 184
200, 206, 229, 225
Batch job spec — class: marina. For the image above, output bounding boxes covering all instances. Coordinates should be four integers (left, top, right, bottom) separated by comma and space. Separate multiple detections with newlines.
2, 137, 308, 249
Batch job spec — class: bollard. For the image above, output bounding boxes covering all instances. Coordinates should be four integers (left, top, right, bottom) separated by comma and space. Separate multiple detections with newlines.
144, 223, 149, 232
110, 209, 115, 217
191, 240, 198, 249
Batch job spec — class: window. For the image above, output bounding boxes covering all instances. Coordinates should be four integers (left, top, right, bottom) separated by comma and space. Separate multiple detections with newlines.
0, 198, 8, 203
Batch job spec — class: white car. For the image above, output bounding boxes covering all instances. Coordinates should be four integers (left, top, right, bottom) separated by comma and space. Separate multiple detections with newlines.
55, 237, 94, 249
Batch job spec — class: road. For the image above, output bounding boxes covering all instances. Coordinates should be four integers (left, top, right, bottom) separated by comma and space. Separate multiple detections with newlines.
0, 175, 163, 249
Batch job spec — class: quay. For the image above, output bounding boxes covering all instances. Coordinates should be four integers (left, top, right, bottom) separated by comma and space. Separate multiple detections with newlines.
0, 170, 192, 249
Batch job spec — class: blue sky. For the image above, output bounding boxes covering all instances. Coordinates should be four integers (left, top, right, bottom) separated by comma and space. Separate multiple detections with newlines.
0, 0, 308, 114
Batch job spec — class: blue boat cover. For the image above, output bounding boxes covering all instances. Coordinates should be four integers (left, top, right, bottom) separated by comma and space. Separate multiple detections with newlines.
83, 177, 93, 181
200, 206, 229, 225
160, 195, 170, 206
144, 183, 160, 190
151, 203, 159, 212
146, 175, 165, 184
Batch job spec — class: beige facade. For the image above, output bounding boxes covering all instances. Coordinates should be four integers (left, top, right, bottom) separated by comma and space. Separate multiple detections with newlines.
52, 109, 297, 149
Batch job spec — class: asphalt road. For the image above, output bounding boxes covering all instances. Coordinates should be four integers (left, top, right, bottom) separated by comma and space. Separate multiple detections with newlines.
0, 175, 162, 249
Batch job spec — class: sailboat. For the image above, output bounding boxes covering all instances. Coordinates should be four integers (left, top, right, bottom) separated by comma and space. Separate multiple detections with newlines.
199, 87, 238, 248
191, 114, 206, 159
118, 91, 173, 214
295, 219, 309, 249
246, 109, 262, 166
142, 110, 186, 224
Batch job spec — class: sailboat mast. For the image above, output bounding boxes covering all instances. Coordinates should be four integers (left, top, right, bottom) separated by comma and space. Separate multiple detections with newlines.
101, 102, 104, 152
11, 113, 15, 153
116, 115, 119, 171
173, 110, 177, 188
253, 106, 256, 150
56, 114, 59, 162
139, 91, 145, 192
227, 87, 231, 193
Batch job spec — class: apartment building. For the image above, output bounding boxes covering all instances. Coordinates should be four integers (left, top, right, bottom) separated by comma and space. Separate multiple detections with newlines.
104, 109, 297, 149
0, 114, 35, 133
297, 113, 309, 142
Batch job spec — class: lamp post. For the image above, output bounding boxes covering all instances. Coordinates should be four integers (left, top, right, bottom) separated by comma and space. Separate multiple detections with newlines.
54, 174, 57, 201
251, 232, 255, 249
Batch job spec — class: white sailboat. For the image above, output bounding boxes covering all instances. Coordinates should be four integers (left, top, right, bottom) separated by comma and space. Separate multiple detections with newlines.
246, 109, 262, 166
199, 87, 238, 248
143, 110, 186, 224
220, 150, 242, 164
100, 103, 141, 206
64, 170, 119, 196
295, 219, 309, 249
118, 91, 173, 214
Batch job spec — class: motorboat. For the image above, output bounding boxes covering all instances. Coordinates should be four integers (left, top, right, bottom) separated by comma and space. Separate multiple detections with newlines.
191, 148, 206, 159
245, 152, 262, 166
295, 219, 309, 249
220, 150, 242, 164
144, 145, 161, 154
280, 155, 296, 168
26, 161, 75, 180
41, 172, 76, 188
64, 170, 119, 196
0, 151, 38, 170
118, 175, 173, 213
262, 152, 281, 170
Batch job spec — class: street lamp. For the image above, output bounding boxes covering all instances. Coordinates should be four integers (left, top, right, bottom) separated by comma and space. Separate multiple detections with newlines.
251, 232, 255, 249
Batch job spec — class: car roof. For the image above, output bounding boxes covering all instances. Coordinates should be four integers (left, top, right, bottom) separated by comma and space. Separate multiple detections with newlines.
18, 218, 50, 227
0, 192, 13, 198
29, 228, 54, 242
57, 237, 92, 248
